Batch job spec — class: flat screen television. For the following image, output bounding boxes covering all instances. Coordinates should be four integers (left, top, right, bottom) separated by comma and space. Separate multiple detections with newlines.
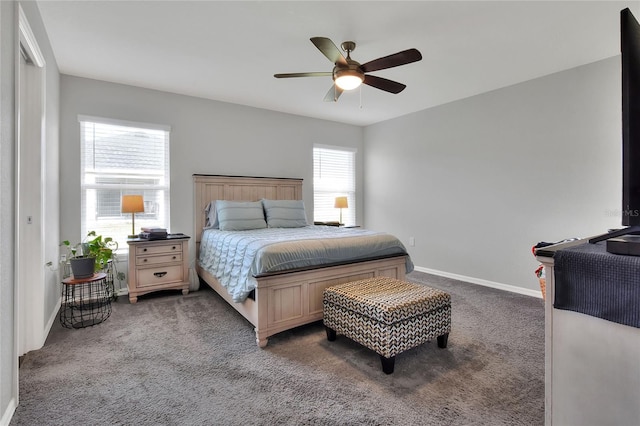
590, 8, 640, 245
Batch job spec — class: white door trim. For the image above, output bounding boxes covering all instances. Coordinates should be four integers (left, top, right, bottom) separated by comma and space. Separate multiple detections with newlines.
18, 6, 44, 67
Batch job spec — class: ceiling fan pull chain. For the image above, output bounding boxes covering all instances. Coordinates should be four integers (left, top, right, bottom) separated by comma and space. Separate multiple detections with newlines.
359, 85, 363, 109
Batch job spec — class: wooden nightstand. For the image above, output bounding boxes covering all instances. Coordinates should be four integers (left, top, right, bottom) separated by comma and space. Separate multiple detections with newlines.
126, 235, 190, 303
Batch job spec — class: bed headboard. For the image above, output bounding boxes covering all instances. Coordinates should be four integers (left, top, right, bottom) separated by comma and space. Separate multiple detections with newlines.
193, 174, 303, 249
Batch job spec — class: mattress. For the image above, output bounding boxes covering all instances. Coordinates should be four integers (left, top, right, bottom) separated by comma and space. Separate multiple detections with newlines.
198, 225, 414, 302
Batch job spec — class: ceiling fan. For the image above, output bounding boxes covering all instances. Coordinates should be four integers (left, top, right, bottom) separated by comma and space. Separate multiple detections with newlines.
274, 37, 422, 102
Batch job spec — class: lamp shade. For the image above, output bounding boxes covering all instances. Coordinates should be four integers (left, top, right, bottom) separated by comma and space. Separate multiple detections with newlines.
334, 196, 348, 209
121, 195, 144, 213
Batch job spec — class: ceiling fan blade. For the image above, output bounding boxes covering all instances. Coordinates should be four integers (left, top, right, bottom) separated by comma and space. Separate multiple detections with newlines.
311, 37, 348, 66
363, 75, 406, 94
361, 48, 422, 73
274, 72, 332, 78
323, 85, 344, 102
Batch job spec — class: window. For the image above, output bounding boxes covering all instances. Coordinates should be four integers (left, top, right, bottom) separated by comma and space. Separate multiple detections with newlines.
80, 116, 170, 252
313, 144, 356, 226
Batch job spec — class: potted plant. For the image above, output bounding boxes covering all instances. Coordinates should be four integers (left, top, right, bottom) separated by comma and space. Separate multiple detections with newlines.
83, 231, 118, 271
61, 231, 118, 279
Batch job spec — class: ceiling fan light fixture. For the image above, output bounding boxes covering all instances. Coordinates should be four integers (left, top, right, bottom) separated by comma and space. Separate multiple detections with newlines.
334, 69, 364, 90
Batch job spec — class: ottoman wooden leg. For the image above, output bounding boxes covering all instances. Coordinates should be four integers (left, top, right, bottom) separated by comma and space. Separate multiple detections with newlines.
380, 355, 395, 374
437, 333, 449, 348
325, 326, 337, 341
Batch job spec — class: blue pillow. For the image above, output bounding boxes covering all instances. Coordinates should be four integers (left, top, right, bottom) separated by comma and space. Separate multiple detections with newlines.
215, 200, 267, 231
262, 199, 308, 228
204, 201, 219, 229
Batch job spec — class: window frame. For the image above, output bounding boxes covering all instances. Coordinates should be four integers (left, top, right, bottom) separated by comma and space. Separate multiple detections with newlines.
79, 115, 171, 253
312, 144, 357, 227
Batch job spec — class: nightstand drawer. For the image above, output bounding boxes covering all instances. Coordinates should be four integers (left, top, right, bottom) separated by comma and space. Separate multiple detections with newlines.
136, 265, 184, 288
136, 243, 182, 256
136, 253, 182, 266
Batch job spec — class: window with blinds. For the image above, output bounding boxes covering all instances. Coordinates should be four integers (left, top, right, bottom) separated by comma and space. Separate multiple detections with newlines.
313, 145, 356, 226
79, 116, 170, 251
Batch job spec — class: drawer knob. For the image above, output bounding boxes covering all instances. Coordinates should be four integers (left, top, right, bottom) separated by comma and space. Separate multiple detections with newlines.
154, 272, 167, 278
143, 259, 148, 262
172, 246, 176, 250
143, 248, 147, 252
172, 256, 176, 260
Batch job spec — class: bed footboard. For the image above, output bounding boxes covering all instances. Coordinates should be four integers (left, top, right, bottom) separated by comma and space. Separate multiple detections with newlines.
198, 255, 407, 347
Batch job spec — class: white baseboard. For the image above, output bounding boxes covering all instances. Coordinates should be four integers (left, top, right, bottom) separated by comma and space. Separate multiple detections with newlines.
0, 398, 17, 426
413, 266, 543, 299
45, 298, 62, 338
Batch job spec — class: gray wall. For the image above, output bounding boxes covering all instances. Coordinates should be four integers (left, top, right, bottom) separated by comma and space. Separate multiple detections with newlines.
59, 75, 364, 287
0, 1, 17, 422
364, 57, 621, 293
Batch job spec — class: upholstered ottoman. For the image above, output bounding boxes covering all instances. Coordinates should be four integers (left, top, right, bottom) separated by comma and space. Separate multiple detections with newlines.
323, 277, 451, 374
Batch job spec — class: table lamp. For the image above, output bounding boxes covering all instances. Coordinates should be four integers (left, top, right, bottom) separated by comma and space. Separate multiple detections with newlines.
334, 196, 348, 225
121, 195, 144, 238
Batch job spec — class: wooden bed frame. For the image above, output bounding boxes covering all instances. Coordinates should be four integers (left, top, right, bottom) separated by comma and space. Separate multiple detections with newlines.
193, 174, 407, 347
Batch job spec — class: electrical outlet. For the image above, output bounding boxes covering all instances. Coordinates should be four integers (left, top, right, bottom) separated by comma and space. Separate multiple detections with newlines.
27, 216, 32, 224
409, 237, 415, 247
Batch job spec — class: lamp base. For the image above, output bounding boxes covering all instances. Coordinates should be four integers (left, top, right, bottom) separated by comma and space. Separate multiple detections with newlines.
127, 234, 139, 239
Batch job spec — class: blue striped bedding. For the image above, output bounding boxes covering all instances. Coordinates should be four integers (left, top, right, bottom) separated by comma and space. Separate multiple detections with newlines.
198, 225, 414, 302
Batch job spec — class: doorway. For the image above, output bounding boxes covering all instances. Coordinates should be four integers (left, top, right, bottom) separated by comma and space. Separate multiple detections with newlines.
15, 4, 46, 358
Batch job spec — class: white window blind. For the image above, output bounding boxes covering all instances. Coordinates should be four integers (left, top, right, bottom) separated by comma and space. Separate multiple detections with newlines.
80, 116, 170, 251
313, 145, 356, 226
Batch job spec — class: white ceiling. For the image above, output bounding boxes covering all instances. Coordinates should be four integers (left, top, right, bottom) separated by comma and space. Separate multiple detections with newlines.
36, 0, 639, 126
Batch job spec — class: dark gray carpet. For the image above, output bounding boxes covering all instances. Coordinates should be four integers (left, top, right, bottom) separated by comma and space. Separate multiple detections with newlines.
11, 271, 544, 425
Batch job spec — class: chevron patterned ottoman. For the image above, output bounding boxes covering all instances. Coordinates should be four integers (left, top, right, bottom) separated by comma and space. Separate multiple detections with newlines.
323, 277, 451, 374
